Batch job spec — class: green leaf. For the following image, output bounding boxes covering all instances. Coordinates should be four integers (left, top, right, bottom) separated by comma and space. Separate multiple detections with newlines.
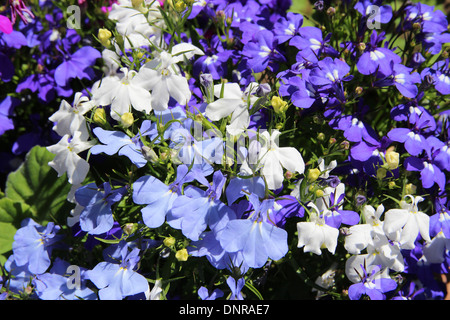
0, 222, 17, 255
4, 146, 73, 225
0, 197, 32, 226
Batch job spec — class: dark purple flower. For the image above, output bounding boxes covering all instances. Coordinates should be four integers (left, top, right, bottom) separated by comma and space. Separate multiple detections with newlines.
290, 26, 339, 62
0, 95, 19, 136
273, 12, 303, 44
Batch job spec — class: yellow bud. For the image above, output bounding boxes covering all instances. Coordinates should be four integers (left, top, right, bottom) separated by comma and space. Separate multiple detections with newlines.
385, 151, 400, 170
317, 132, 325, 141
315, 189, 324, 198
174, 0, 186, 12
98, 28, 112, 47
405, 183, 417, 195
271, 96, 289, 114
377, 168, 387, 180
131, 0, 144, 7
175, 248, 189, 261
120, 112, 134, 128
164, 236, 176, 247
93, 108, 107, 125
308, 168, 321, 182
388, 181, 396, 189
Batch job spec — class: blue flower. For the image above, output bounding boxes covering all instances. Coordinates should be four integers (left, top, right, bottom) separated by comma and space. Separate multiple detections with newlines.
132, 164, 194, 228
198, 286, 224, 300
290, 26, 339, 62
91, 120, 157, 168
273, 12, 303, 44
75, 182, 126, 235
34, 258, 96, 300
169, 170, 237, 241
87, 246, 149, 300
227, 276, 245, 300
218, 193, 288, 269
12, 218, 64, 274
348, 265, 397, 300
0, 95, 19, 136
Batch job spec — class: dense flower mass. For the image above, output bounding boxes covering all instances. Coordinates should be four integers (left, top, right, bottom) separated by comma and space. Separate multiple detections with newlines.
0, 0, 450, 301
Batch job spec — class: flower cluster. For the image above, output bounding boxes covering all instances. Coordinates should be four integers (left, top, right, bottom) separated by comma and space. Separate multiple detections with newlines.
1, 0, 450, 301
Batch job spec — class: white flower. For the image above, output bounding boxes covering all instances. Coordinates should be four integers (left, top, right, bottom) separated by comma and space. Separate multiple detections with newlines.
48, 92, 94, 139
47, 131, 96, 185
92, 67, 152, 120
297, 203, 339, 255
383, 195, 431, 250
137, 43, 203, 111
108, 0, 165, 49
344, 205, 404, 274
257, 130, 305, 190
345, 256, 390, 284
205, 82, 258, 135
422, 231, 450, 264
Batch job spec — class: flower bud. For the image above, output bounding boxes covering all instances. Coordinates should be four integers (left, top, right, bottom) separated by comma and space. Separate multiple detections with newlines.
388, 181, 396, 189
317, 132, 325, 141
315, 189, 324, 197
200, 73, 213, 89
164, 236, 176, 247
256, 83, 271, 97
131, 0, 144, 7
385, 150, 399, 170
123, 223, 138, 235
355, 86, 363, 95
174, 0, 186, 12
377, 167, 387, 179
271, 96, 289, 114
308, 168, 321, 182
120, 112, 134, 128
93, 108, 107, 125
175, 248, 189, 261
98, 28, 112, 47
405, 183, 416, 195
142, 146, 158, 163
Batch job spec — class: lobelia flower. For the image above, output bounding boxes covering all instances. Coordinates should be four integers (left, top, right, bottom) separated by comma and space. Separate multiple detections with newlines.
242, 29, 286, 74
354, 0, 393, 32
356, 31, 401, 77
3, 254, 36, 296
344, 204, 405, 273
93, 67, 152, 121
347, 264, 397, 300
12, 218, 64, 275
54, 46, 101, 88
90, 120, 157, 168
273, 11, 303, 44
169, 170, 237, 241
374, 62, 421, 98
227, 276, 245, 300
387, 107, 436, 157
290, 26, 339, 62
297, 202, 340, 255
48, 92, 95, 139
87, 246, 149, 300
34, 258, 96, 300
75, 182, 126, 235
383, 195, 431, 250
137, 43, 204, 111
0, 95, 19, 136
198, 286, 224, 300
0, 14, 13, 34
219, 193, 289, 269
205, 82, 259, 135
47, 130, 96, 185
132, 164, 194, 228
309, 57, 353, 102
193, 35, 234, 80
257, 129, 305, 190
9, 0, 35, 24
404, 136, 446, 191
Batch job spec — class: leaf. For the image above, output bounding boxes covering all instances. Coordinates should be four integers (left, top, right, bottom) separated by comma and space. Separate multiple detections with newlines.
0, 197, 32, 226
4, 146, 73, 225
0, 222, 17, 255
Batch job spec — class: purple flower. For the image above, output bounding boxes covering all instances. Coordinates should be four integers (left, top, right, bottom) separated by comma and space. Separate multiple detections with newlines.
198, 286, 224, 300
290, 27, 339, 62
54, 46, 100, 87
227, 276, 245, 300
0, 52, 14, 82
0, 95, 19, 136
273, 12, 303, 44
356, 31, 401, 77
193, 35, 233, 80
348, 265, 397, 300
309, 57, 353, 101
242, 29, 285, 73
374, 63, 421, 98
